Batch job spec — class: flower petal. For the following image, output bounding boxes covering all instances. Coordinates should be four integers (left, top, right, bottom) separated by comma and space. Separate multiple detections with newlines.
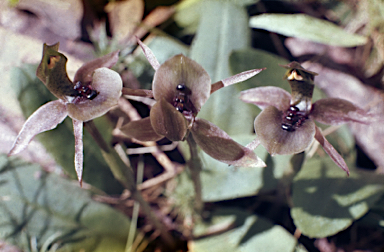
150, 98, 188, 141
191, 118, 266, 167
67, 68, 123, 122
73, 119, 84, 185
36, 43, 59, 84
120, 117, 164, 142
311, 98, 373, 125
211, 68, 266, 94
36, 43, 78, 100
255, 106, 315, 155
153, 54, 211, 113
9, 100, 68, 155
136, 38, 161, 71
74, 50, 120, 84
240, 86, 291, 111
314, 125, 350, 175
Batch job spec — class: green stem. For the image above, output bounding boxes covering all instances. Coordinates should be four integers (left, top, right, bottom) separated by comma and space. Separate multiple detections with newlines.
186, 134, 203, 213
84, 121, 175, 248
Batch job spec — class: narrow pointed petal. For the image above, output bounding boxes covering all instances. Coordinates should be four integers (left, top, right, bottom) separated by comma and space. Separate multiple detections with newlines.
311, 98, 374, 125
121, 117, 164, 142
73, 119, 84, 185
9, 100, 68, 156
211, 68, 266, 94
150, 98, 188, 141
255, 106, 315, 155
153, 54, 211, 113
191, 118, 266, 167
246, 137, 261, 151
67, 68, 123, 122
314, 125, 350, 176
240, 86, 291, 111
136, 37, 160, 71
223, 68, 266, 87
74, 50, 120, 84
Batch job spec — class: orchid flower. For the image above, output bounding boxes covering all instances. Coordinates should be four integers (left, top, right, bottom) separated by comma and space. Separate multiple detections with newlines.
8, 43, 123, 184
121, 39, 266, 168
240, 62, 374, 175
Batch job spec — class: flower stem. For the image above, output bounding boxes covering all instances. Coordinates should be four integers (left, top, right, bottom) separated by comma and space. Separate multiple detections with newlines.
84, 121, 175, 248
186, 134, 203, 213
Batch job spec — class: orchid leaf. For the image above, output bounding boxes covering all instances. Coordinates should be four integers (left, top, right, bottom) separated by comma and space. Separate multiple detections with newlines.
249, 14, 368, 47
120, 117, 164, 142
229, 48, 289, 91
190, 208, 300, 252
10, 64, 123, 194
291, 157, 384, 238
190, 0, 255, 135
175, 0, 258, 35
0, 154, 131, 252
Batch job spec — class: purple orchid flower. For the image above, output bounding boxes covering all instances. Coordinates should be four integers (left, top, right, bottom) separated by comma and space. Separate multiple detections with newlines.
240, 62, 374, 175
8, 43, 123, 184
121, 39, 266, 168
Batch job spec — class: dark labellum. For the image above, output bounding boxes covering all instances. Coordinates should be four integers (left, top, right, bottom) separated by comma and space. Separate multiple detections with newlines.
172, 84, 196, 121
74, 81, 98, 100
173, 84, 191, 113
281, 105, 308, 132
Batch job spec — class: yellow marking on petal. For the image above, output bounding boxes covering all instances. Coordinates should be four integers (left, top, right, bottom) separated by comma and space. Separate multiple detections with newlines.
47, 56, 61, 69
287, 70, 304, 81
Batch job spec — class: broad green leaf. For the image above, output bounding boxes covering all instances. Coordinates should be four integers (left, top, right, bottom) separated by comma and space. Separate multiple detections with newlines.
0, 155, 131, 252
190, 208, 300, 252
356, 194, 384, 229
249, 14, 368, 47
175, 0, 257, 34
291, 157, 384, 238
199, 135, 272, 201
230, 48, 289, 91
174, 0, 202, 34
190, 0, 255, 135
10, 64, 123, 194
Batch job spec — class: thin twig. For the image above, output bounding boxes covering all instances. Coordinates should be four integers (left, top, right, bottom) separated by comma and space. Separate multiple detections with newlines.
126, 155, 144, 252
84, 120, 175, 248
